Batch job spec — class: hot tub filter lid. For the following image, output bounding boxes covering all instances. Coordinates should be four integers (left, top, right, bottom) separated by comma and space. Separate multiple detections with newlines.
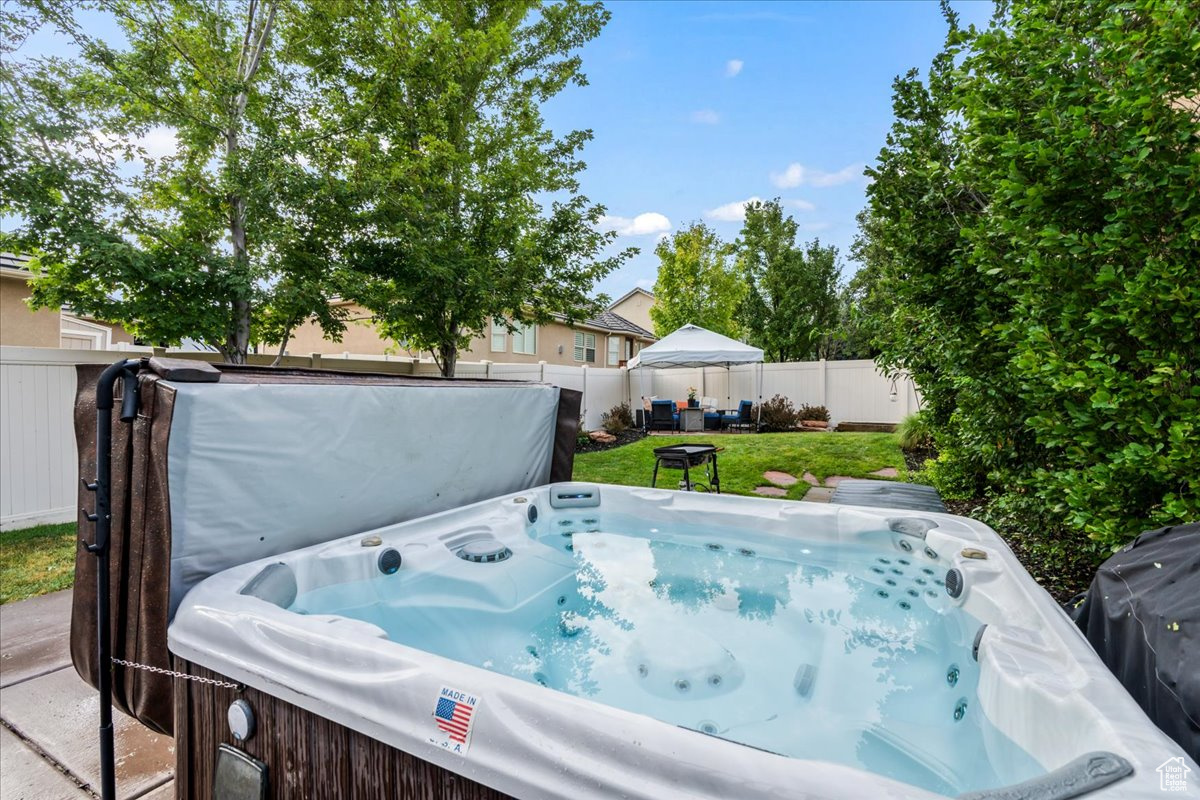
459, 539, 513, 563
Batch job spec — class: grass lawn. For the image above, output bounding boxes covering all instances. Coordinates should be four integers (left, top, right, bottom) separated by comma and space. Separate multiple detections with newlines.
572, 432, 905, 499
1, 522, 77, 604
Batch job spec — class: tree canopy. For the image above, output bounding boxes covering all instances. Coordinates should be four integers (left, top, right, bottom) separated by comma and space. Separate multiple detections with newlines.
1, 0, 625, 369
1, 0, 351, 361
649, 221, 743, 339
736, 199, 841, 362
294, 0, 630, 375
856, 0, 1200, 550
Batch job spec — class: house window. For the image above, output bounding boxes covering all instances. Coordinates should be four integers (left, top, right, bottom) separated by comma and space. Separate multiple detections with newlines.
574, 331, 596, 362
512, 321, 537, 355
607, 336, 620, 366
491, 319, 506, 352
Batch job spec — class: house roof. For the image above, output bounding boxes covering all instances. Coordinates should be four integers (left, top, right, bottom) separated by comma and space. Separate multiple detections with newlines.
583, 309, 655, 339
607, 286, 654, 311
548, 309, 654, 339
0, 253, 34, 278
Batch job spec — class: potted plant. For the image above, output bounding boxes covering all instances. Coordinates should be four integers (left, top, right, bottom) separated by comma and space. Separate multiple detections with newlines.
687, 387, 698, 408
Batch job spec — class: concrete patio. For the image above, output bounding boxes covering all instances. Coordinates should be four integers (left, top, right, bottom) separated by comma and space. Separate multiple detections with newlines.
1, 590, 175, 799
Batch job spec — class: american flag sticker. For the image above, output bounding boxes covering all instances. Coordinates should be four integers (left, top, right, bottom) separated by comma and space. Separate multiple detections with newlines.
430, 687, 479, 754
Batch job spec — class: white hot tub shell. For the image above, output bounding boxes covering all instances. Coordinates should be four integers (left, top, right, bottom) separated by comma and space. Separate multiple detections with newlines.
169, 483, 1196, 799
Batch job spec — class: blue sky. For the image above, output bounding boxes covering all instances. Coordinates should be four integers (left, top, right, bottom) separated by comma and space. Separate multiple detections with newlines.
11, 1, 995, 301
544, 0, 995, 299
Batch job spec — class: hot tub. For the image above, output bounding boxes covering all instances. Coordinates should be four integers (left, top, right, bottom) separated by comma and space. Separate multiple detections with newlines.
169, 482, 1193, 799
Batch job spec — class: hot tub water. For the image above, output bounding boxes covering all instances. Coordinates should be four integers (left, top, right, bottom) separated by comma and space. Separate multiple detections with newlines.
290, 511, 1043, 796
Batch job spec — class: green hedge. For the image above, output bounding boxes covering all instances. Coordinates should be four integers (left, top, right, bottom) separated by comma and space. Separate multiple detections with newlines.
858, 0, 1199, 550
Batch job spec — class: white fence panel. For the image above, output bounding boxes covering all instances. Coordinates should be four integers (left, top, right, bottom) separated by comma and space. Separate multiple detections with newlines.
578, 368, 627, 430
489, 363, 543, 382
1, 346, 917, 530
629, 359, 916, 424
2, 353, 80, 529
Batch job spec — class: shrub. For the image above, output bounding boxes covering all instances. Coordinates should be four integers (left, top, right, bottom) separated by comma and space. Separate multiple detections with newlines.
756, 394, 799, 432
856, 1, 1200, 550
798, 404, 830, 422
896, 411, 934, 451
600, 402, 634, 433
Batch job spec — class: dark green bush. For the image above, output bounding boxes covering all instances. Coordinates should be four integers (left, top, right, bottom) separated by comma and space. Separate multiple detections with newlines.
600, 402, 634, 433
857, 0, 1200, 550
756, 394, 799, 432
798, 404, 830, 422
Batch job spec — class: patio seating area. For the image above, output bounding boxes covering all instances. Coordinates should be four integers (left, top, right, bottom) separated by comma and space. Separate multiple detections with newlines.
645, 397, 756, 433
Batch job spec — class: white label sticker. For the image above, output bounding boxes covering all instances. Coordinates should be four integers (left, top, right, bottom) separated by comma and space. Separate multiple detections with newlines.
429, 686, 480, 755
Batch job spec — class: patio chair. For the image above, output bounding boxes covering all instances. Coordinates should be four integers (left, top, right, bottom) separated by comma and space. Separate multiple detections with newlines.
649, 399, 679, 432
722, 400, 755, 433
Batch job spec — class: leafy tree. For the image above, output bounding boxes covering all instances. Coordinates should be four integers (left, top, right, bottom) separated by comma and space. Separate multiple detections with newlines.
736, 199, 841, 361
293, 1, 629, 376
649, 222, 743, 339
858, 0, 1200, 549
1, 0, 348, 361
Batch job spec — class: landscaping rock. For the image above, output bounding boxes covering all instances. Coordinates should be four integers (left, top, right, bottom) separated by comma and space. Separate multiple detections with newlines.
824, 475, 852, 487
587, 431, 617, 444
800, 419, 829, 430
870, 467, 899, 478
802, 472, 820, 486
763, 471, 798, 487
802, 487, 835, 503
752, 486, 788, 497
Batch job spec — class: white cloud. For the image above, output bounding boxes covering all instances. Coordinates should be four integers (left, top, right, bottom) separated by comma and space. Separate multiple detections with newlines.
771, 163, 806, 188
770, 161, 864, 189
690, 109, 721, 125
136, 126, 177, 159
705, 196, 764, 223
786, 198, 816, 212
725, 59, 744, 77
600, 212, 672, 237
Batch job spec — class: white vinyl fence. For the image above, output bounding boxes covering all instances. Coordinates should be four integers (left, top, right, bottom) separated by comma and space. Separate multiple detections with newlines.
0, 346, 917, 530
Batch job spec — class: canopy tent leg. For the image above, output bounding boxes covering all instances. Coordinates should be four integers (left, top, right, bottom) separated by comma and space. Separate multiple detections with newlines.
638, 367, 648, 430
756, 362, 763, 431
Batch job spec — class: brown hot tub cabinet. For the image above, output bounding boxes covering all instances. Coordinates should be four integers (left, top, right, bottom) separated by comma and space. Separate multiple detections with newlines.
70, 358, 577, 799
172, 659, 510, 799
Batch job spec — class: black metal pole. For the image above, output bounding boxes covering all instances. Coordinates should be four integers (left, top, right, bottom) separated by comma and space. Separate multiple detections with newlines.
86, 358, 143, 800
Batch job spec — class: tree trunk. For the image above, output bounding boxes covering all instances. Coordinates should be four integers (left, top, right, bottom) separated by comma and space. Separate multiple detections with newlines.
220, 1, 276, 366
438, 341, 458, 378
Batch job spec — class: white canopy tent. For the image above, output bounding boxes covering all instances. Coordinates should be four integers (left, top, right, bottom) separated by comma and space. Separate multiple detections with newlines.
628, 324, 765, 429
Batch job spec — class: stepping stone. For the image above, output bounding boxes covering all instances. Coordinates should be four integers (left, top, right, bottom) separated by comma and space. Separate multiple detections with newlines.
802, 472, 820, 486
870, 467, 899, 478
753, 486, 788, 497
802, 487, 835, 503
763, 471, 798, 487
824, 475, 853, 487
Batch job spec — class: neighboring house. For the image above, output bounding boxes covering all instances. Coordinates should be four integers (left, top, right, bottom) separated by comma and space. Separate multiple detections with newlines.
607, 287, 656, 337
282, 293, 657, 367
0, 254, 136, 349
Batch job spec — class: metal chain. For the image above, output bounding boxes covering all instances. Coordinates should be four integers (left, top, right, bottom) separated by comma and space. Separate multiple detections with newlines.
111, 657, 241, 689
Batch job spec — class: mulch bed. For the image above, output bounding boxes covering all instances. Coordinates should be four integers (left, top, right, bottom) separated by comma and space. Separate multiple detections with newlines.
575, 429, 647, 454
902, 446, 936, 473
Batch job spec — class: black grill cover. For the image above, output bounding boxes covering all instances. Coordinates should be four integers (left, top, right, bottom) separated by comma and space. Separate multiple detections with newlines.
1072, 522, 1200, 760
